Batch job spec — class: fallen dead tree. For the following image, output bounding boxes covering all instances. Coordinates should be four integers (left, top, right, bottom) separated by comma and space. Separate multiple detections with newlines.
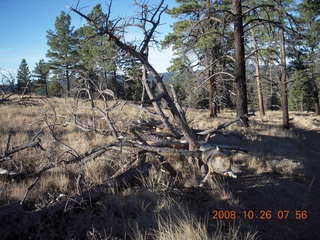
0, 131, 44, 163
0, 3, 254, 234
0, 94, 252, 239
0, 159, 152, 238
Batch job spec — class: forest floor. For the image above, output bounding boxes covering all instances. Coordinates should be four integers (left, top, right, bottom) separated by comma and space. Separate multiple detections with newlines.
0, 96, 319, 240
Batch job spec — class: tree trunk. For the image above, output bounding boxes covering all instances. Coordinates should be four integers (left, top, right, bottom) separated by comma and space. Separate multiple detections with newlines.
232, 0, 249, 127
45, 78, 48, 97
314, 93, 320, 115
251, 29, 265, 117
141, 65, 147, 106
269, 63, 275, 111
209, 78, 218, 118
66, 68, 70, 97
279, 27, 289, 129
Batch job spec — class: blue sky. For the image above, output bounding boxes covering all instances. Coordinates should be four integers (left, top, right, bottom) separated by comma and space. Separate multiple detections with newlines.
0, 0, 178, 74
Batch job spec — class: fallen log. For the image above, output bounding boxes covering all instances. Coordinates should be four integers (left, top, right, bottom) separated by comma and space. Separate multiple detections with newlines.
0, 158, 153, 238
0, 132, 44, 162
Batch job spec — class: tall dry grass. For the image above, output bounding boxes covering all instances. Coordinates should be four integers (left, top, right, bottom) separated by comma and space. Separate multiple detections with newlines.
0, 97, 319, 239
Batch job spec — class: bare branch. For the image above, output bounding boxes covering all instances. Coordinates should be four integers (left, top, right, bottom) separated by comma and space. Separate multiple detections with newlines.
198, 113, 255, 137
0, 134, 44, 162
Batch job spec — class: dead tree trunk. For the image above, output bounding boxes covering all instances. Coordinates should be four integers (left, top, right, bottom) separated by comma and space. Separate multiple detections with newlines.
279, 27, 289, 129
141, 65, 147, 106
232, 0, 249, 127
251, 29, 265, 117
70, 5, 199, 150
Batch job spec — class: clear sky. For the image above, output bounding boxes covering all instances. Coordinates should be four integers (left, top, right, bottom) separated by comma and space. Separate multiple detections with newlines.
0, 0, 177, 75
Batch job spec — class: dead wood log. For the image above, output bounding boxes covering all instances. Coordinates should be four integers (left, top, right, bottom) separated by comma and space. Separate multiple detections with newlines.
0, 159, 153, 238
170, 84, 187, 125
198, 113, 255, 139
0, 132, 44, 162
70, 3, 199, 150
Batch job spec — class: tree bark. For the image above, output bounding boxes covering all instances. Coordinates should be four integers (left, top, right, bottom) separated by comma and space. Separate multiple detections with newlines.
279, 27, 289, 129
141, 65, 147, 106
66, 68, 70, 97
314, 92, 320, 115
251, 29, 265, 117
208, 77, 218, 118
232, 0, 249, 127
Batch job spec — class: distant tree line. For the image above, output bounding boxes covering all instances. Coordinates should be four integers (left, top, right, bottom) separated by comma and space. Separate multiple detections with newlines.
8, 0, 319, 126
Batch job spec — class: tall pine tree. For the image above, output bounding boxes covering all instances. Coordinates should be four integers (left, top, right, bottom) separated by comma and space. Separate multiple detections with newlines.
32, 59, 50, 96
47, 11, 79, 96
75, 4, 121, 98
163, 0, 233, 117
297, 0, 320, 114
17, 58, 31, 94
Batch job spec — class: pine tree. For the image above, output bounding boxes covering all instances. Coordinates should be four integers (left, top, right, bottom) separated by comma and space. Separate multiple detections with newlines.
297, 0, 320, 114
17, 59, 31, 94
48, 74, 63, 97
47, 11, 79, 96
32, 59, 50, 96
289, 70, 315, 111
75, 4, 121, 98
163, 0, 233, 117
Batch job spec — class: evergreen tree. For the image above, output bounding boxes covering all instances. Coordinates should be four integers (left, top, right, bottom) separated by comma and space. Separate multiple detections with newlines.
289, 70, 315, 111
296, 0, 320, 114
47, 11, 79, 96
163, 0, 233, 116
48, 74, 63, 97
32, 59, 50, 96
75, 4, 121, 98
17, 59, 31, 93
121, 58, 144, 102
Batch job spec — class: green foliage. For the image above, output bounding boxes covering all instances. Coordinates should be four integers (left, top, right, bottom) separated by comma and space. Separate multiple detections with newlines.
47, 11, 78, 68
167, 56, 206, 108
76, 5, 117, 72
289, 70, 315, 111
46, 11, 79, 93
298, 0, 320, 51
163, 0, 234, 110
32, 59, 50, 96
48, 76, 63, 97
122, 59, 144, 102
17, 59, 31, 93
74, 5, 122, 98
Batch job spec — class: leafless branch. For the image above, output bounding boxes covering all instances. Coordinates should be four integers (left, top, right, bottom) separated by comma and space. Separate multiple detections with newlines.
0, 132, 44, 162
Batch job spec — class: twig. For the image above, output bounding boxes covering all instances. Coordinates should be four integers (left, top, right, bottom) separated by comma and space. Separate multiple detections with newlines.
20, 175, 41, 205
5, 132, 12, 153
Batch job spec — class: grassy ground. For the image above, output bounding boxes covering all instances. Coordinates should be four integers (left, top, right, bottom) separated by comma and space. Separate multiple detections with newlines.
0, 96, 319, 239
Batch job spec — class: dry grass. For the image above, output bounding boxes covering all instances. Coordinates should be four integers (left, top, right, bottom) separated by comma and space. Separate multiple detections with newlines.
1, 97, 319, 239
